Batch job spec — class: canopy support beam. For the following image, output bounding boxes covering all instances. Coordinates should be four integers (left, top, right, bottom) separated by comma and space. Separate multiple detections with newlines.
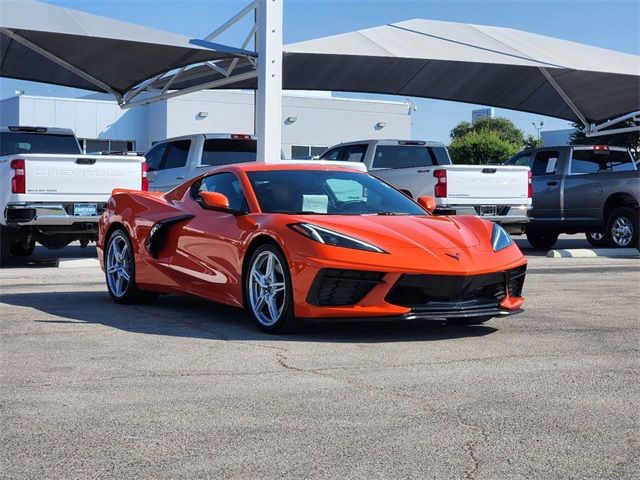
0, 27, 123, 101
585, 110, 640, 137
538, 67, 589, 129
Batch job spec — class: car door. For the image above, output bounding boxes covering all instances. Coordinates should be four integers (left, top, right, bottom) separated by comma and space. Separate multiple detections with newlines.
153, 139, 192, 192
530, 149, 562, 221
562, 148, 605, 224
144, 143, 168, 191
169, 172, 250, 304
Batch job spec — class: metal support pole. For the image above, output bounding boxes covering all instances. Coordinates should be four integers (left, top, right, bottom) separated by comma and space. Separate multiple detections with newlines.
255, 0, 283, 163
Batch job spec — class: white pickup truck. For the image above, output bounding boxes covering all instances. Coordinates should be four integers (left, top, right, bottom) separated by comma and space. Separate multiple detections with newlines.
320, 139, 532, 232
0, 126, 146, 266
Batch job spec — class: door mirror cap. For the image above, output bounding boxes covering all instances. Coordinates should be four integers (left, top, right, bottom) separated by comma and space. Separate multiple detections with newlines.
417, 195, 437, 213
200, 191, 230, 210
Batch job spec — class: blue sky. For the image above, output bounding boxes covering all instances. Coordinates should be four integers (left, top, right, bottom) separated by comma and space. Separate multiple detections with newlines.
2, 0, 638, 143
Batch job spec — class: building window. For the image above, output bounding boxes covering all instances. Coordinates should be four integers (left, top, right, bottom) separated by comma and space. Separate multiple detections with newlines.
291, 145, 328, 159
80, 138, 136, 154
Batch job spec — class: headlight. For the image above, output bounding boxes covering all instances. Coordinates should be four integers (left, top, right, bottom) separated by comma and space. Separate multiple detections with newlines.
288, 223, 387, 253
491, 223, 513, 252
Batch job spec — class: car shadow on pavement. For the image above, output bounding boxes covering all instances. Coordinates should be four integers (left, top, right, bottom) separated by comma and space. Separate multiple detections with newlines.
2, 290, 498, 343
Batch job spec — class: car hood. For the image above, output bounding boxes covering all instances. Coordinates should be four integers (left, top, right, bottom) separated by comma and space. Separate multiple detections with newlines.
287, 214, 483, 249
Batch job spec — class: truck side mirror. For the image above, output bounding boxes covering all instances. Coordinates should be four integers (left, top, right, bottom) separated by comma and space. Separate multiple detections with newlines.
417, 195, 436, 213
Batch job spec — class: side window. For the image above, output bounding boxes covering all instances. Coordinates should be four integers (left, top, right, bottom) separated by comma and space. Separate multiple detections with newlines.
144, 143, 167, 171
343, 144, 368, 162
194, 172, 248, 212
162, 140, 191, 170
571, 149, 635, 173
508, 152, 533, 167
321, 147, 344, 161
531, 151, 559, 177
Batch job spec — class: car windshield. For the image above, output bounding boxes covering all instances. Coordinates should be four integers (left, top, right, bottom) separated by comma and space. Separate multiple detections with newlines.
247, 170, 427, 215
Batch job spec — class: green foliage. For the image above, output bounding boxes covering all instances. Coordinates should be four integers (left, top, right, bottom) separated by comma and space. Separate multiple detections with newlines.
450, 117, 525, 146
523, 134, 543, 149
449, 130, 521, 165
570, 121, 639, 151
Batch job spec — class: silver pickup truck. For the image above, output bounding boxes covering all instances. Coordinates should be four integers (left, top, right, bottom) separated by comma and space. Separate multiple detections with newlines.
505, 145, 639, 249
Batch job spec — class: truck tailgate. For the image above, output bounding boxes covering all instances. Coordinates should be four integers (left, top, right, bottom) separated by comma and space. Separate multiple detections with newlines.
22, 154, 143, 202
444, 165, 530, 205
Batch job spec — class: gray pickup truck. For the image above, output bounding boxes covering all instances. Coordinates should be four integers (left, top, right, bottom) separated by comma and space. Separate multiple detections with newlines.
505, 145, 639, 249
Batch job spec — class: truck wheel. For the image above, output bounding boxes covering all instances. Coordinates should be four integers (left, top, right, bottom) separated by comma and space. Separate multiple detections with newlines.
585, 231, 607, 247
605, 207, 639, 248
525, 228, 559, 250
0, 226, 10, 268
10, 238, 35, 257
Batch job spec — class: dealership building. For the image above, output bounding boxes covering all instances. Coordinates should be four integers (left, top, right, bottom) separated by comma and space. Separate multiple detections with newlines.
0, 90, 412, 158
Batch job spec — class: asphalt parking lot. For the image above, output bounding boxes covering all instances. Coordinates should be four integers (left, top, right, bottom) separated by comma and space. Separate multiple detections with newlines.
1, 237, 639, 479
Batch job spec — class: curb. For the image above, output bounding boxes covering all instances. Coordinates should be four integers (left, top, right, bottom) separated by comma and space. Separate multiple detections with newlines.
547, 248, 640, 258
58, 258, 101, 269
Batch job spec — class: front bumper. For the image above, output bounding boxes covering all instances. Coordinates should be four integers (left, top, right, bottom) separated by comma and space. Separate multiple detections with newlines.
4, 203, 104, 226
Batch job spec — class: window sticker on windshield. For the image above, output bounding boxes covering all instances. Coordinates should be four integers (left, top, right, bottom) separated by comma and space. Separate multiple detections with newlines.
546, 158, 557, 173
302, 195, 328, 213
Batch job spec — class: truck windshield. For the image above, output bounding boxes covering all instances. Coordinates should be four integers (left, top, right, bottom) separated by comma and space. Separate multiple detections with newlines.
247, 170, 426, 215
201, 139, 257, 167
0, 132, 81, 156
372, 145, 451, 169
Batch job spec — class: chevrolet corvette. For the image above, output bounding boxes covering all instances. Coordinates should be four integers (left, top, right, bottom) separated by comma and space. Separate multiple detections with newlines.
97, 163, 527, 333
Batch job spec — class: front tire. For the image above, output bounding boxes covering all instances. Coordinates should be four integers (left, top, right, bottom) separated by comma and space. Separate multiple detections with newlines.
606, 207, 639, 248
105, 229, 158, 304
526, 228, 559, 250
245, 244, 296, 334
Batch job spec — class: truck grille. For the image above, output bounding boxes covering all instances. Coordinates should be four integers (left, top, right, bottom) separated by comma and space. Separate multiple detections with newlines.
307, 269, 384, 306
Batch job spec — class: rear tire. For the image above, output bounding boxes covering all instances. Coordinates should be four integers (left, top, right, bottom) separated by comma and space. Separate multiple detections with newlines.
605, 207, 639, 248
105, 229, 159, 304
244, 243, 297, 334
585, 231, 607, 247
526, 228, 559, 250
0, 226, 11, 268
10, 238, 35, 257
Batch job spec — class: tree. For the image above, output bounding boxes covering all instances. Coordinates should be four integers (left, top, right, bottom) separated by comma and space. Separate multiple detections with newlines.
570, 121, 639, 151
448, 130, 521, 165
450, 117, 524, 146
523, 134, 543, 149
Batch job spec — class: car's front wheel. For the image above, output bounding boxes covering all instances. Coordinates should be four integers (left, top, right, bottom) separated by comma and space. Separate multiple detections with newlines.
525, 228, 559, 250
245, 244, 296, 334
606, 207, 639, 248
105, 229, 158, 304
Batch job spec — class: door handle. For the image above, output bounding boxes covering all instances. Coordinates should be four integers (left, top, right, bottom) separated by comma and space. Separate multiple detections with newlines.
546, 181, 558, 186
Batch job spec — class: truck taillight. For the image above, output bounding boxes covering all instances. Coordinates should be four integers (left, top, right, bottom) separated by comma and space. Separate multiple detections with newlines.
141, 162, 149, 191
231, 134, 252, 140
10, 159, 26, 194
527, 170, 533, 199
433, 169, 447, 198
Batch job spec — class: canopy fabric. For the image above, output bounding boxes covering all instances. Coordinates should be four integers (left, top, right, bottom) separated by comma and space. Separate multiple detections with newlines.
1, 1, 638, 125
0, 0, 252, 97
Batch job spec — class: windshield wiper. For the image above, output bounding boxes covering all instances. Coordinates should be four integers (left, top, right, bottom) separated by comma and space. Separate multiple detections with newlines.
376, 211, 410, 216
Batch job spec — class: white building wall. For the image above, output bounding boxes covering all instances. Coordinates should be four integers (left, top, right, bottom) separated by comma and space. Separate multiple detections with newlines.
1, 91, 411, 156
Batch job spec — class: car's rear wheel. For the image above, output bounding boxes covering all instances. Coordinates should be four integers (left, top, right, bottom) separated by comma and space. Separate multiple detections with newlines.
10, 237, 35, 257
605, 207, 639, 248
585, 231, 607, 247
245, 244, 296, 334
105, 229, 158, 304
0, 226, 11, 268
525, 228, 559, 250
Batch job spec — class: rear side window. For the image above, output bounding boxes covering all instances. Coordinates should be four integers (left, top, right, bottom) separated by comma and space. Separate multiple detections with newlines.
372, 146, 445, 169
144, 143, 167, 171
571, 149, 636, 174
0, 132, 81, 156
531, 151, 559, 176
162, 140, 191, 170
201, 139, 257, 167
507, 152, 533, 167
321, 147, 344, 161
343, 144, 368, 162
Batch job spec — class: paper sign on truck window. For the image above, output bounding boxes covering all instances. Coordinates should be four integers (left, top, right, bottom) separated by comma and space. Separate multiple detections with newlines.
302, 195, 328, 213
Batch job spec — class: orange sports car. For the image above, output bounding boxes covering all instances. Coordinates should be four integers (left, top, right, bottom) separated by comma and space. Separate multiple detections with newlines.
97, 163, 526, 333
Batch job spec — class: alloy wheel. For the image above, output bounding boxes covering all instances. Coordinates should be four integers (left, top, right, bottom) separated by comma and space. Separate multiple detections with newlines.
106, 232, 132, 298
248, 250, 287, 326
611, 217, 633, 247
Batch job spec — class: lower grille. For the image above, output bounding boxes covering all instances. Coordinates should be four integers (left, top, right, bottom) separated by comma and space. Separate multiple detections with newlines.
307, 269, 384, 306
386, 266, 526, 309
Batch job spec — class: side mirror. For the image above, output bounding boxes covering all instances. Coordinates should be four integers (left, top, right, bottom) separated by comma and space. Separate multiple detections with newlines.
200, 191, 230, 210
417, 195, 437, 213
